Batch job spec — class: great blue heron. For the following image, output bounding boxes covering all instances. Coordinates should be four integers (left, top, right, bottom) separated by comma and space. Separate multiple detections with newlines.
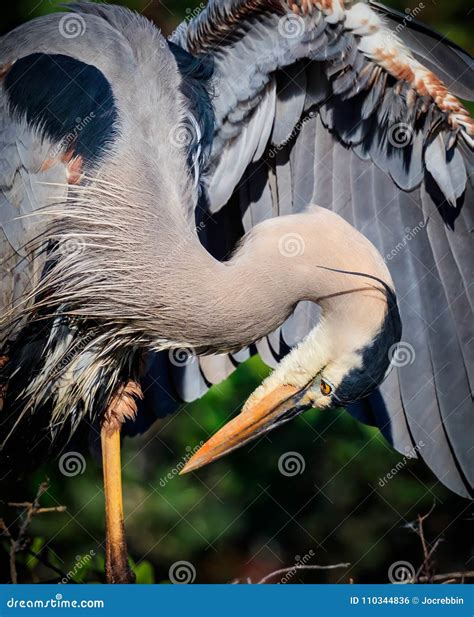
1, 0, 472, 584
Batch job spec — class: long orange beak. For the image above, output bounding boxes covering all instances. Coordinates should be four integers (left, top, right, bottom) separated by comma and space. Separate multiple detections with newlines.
180, 383, 315, 474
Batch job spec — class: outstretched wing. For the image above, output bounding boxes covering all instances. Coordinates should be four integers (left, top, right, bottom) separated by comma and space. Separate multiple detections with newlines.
60, 2, 473, 497
165, 0, 474, 498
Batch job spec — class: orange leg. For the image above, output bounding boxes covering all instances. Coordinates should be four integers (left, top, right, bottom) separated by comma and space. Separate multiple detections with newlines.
101, 425, 134, 584
101, 381, 142, 584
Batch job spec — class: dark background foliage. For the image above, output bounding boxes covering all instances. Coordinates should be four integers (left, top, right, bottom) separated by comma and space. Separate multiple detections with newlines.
1, 0, 473, 584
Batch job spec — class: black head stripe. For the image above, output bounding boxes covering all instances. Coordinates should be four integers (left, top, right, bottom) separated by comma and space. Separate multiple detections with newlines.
5, 53, 118, 166
319, 267, 402, 405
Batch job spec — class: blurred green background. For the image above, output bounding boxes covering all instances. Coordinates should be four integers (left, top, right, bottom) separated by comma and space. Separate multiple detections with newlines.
1, 0, 473, 585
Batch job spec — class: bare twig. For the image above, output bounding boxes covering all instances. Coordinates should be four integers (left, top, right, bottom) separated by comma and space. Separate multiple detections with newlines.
411, 504, 472, 585
414, 503, 437, 582
418, 571, 474, 583
0, 481, 66, 583
257, 563, 351, 584
8, 503, 67, 514
0, 518, 17, 584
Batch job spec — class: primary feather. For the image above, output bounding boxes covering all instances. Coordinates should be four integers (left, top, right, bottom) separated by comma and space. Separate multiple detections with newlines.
1, 1, 472, 499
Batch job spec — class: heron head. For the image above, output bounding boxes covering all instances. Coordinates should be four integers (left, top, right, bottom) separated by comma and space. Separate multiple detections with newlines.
181, 279, 401, 474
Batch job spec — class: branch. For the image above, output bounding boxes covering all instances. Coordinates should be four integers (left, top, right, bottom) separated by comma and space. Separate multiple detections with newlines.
1, 480, 66, 583
414, 502, 437, 582
257, 563, 351, 584
0, 518, 17, 584
418, 571, 474, 583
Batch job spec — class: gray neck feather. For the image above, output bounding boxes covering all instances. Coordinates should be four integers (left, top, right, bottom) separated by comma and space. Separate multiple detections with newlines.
134, 209, 392, 354
29, 149, 391, 357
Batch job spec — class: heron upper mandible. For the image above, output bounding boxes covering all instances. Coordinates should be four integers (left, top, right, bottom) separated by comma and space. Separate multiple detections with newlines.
1, 0, 473, 584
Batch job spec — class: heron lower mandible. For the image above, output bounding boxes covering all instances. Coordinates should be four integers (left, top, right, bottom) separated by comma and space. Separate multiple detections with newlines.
1, 1, 473, 584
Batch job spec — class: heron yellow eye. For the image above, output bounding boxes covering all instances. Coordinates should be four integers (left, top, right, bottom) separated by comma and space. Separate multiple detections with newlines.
320, 380, 332, 396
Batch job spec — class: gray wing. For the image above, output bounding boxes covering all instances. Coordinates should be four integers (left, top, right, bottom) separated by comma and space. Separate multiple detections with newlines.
0, 90, 69, 343
72, 2, 473, 497
165, 0, 473, 498
0, 7, 135, 343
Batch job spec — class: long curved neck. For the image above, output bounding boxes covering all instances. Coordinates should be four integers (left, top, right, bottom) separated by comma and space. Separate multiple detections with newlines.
150, 207, 393, 353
